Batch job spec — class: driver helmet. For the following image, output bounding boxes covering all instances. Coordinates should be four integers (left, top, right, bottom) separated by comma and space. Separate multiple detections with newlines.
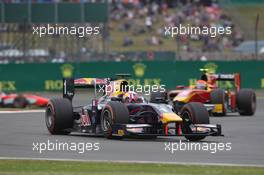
196, 80, 207, 90
122, 91, 143, 103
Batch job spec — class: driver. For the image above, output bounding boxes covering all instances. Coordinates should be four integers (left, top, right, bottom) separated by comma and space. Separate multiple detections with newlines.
195, 80, 207, 90
122, 91, 143, 103
199, 68, 217, 89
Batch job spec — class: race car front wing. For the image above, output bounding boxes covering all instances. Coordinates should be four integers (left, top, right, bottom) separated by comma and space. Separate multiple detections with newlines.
111, 123, 223, 137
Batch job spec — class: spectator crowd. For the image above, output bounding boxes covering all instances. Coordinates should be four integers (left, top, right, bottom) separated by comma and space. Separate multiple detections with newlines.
110, 0, 244, 53
0, 0, 261, 62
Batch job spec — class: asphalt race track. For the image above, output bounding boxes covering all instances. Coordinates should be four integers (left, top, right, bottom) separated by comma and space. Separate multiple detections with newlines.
0, 93, 263, 166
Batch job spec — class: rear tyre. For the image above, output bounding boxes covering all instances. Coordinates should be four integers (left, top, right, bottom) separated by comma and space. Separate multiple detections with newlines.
13, 96, 28, 108
237, 89, 256, 116
45, 98, 73, 135
211, 89, 226, 116
181, 102, 210, 141
101, 101, 129, 139
150, 91, 167, 104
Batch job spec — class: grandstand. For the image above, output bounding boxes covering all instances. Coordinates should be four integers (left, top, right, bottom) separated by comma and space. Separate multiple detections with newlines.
0, 0, 263, 62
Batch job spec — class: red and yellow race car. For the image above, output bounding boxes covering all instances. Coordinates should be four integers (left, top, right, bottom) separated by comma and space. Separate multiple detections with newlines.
0, 92, 48, 108
150, 70, 256, 116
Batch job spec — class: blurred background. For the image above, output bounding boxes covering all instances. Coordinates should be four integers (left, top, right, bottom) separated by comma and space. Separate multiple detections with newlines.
0, 0, 263, 63
0, 0, 263, 92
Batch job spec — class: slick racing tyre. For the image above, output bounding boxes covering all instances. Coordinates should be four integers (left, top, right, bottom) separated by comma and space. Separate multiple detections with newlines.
211, 89, 226, 116
13, 96, 28, 108
237, 89, 256, 116
181, 102, 210, 141
150, 91, 167, 104
45, 98, 73, 135
101, 101, 129, 139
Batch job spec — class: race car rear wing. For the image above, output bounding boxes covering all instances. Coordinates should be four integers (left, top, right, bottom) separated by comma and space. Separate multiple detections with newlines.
63, 74, 131, 101
63, 78, 107, 101
212, 73, 241, 91
74, 78, 107, 88
213, 73, 239, 81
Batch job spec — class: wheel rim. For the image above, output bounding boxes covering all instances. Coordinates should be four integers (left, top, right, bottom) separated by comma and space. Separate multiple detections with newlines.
182, 110, 191, 122
102, 110, 112, 132
45, 106, 53, 128
181, 110, 193, 134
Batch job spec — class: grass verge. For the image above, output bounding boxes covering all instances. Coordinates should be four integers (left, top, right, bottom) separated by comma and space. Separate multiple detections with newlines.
0, 160, 264, 175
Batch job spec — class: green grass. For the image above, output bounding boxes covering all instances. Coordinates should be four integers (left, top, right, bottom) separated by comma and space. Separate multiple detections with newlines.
0, 160, 264, 175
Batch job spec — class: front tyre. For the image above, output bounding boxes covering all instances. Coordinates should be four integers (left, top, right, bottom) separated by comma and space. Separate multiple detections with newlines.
101, 101, 129, 139
211, 89, 226, 116
45, 98, 73, 135
181, 102, 210, 141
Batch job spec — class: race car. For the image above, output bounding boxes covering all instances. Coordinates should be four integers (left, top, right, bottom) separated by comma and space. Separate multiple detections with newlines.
0, 92, 48, 108
150, 70, 256, 116
45, 77, 222, 141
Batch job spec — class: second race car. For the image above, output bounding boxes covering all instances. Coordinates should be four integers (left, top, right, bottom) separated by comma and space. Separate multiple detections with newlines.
150, 69, 256, 116
0, 92, 48, 108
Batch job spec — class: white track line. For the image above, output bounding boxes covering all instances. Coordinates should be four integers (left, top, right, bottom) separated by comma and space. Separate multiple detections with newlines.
0, 110, 45, 114
0, 157, 263, 167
